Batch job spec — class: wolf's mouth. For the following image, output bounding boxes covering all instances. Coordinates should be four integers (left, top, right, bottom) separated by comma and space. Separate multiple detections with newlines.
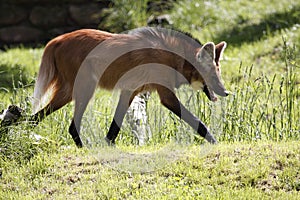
203, 85, 217, 102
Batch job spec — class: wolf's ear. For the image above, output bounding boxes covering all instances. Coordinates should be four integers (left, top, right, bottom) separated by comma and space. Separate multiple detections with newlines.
197, 42, 215, 62
215, 41, 227, 63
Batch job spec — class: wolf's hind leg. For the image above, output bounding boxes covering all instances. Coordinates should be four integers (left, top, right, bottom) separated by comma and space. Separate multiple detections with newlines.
70, 78, 98, 148
30, 85, 72, 126
105, 90, 135, 145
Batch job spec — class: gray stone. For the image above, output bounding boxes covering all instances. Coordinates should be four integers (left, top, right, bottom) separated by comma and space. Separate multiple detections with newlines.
29, 6, 68, 28
47, 27, 77, 38
0, 26, 43, 43
69, 3, 103, 25
8, 0, 64, 4
0, 5, 27, 25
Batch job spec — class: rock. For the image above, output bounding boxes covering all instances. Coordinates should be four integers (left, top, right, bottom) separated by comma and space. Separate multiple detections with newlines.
69, 3, 104, 25
0, 26, 43, 43
29, 6, 68, 28
8, 0, 68, 4
47, 27, 77, 38
0, 0, 113, 46
0, 5, 27, 25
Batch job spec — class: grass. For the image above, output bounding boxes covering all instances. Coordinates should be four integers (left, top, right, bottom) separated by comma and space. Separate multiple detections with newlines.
0, 141, 299, 199
0, 0, 300, 199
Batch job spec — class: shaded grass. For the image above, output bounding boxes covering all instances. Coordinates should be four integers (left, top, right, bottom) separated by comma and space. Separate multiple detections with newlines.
171, 0, 300, 43
213, 5, 300, 46
99, 0, 149, 32
0, 48, 41, 90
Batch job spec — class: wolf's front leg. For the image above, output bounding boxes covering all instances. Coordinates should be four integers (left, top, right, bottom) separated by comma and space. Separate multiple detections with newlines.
157, 87, 217, 144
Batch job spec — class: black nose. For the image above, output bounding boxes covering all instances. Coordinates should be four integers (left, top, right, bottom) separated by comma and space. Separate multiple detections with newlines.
225, 91, 230, 96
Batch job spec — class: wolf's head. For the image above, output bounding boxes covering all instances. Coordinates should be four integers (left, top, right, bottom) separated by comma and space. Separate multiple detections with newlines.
0, 105, 23, 126
191, 41, 229, 101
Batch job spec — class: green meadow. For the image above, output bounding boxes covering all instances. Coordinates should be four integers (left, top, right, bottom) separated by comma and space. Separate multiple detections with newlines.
0, 0, 299, 199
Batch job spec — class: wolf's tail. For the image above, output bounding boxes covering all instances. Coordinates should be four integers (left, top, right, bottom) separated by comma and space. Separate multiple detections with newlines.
32, 43, 59, 113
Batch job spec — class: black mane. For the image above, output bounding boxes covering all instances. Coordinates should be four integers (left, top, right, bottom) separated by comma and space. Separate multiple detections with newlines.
128, 27, 202, 47
171, 28, 202, 45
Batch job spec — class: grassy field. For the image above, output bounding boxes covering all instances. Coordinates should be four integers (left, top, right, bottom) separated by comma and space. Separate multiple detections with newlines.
1, 142, 299, 199
0, 0, 299, 199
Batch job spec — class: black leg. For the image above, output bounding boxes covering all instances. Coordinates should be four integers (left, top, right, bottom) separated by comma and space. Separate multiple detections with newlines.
69, 119, 83, 148
157, 87, 217, 144
105, 119, 120, 145
29, 105, 52, 126
105, 90, 133, 145
71, 75, 98, 147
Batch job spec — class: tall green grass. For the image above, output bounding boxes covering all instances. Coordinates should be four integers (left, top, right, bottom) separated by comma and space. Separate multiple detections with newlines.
219, 43, 299, 142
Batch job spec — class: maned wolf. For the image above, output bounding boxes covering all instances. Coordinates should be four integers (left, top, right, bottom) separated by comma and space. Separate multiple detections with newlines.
30, 27, 229, 147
